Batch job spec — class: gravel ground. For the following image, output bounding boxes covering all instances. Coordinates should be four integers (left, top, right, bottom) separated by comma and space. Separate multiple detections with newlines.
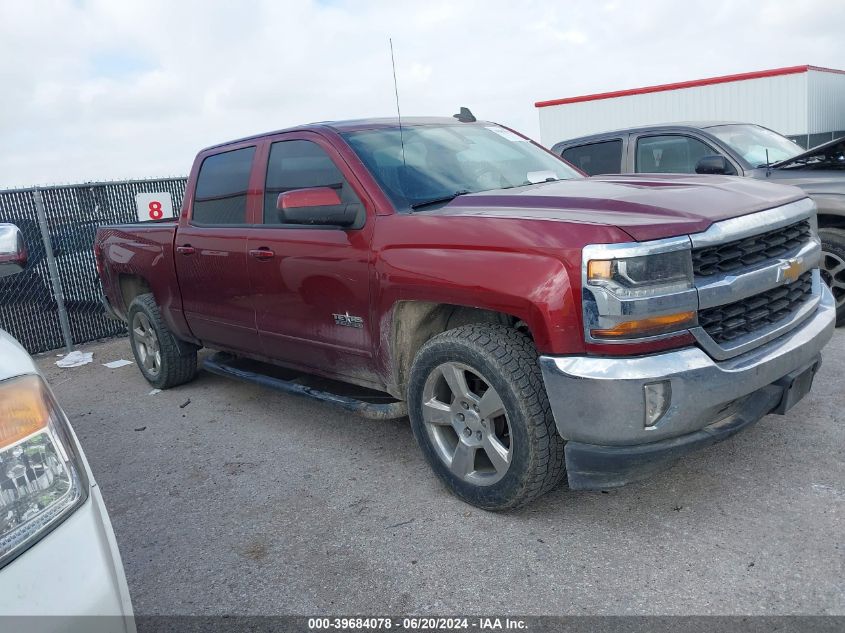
36, 331, 845, 616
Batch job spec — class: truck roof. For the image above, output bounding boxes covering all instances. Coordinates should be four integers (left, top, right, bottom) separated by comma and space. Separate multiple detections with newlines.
201, 117, 482, 153
554, 122, 746, 148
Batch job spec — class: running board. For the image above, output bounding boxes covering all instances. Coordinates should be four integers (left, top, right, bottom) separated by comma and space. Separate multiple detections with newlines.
202, 353, 408, 421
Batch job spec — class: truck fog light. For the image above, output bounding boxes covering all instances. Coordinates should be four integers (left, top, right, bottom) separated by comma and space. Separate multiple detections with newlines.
644, 380, 671, 428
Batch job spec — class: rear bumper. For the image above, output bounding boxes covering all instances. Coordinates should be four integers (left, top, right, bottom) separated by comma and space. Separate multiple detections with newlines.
539, 284, 836, 490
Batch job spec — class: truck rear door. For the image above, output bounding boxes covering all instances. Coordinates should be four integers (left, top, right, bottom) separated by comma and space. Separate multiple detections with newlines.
244, 132, 376, 382
174, 143, 263, 353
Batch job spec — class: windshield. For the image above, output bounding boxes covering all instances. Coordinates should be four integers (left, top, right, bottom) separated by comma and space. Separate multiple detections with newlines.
343, 123, 582, 211
707, 124, 804, 167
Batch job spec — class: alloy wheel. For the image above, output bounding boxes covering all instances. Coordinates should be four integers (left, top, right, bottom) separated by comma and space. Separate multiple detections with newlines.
132, 312, 162, 378
421, 362, 512, 486
820, 249, 845, 309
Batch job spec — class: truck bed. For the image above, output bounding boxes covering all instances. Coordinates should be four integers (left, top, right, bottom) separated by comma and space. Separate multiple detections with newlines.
95, 222, 184, 332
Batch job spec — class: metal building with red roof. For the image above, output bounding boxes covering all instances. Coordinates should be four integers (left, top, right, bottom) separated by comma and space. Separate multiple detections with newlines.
536, 65, 845, 149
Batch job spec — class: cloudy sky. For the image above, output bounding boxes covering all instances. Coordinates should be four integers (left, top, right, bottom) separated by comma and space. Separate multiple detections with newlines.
0, 0, 842, 188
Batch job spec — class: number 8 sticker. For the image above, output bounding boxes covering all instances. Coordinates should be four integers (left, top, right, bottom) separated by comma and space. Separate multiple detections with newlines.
135, 192, 174, 222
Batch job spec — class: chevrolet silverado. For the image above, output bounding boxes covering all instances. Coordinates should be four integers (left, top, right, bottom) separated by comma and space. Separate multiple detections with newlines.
95, 116, 835, 510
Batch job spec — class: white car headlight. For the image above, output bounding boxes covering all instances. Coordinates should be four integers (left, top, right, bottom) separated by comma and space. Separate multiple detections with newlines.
0, 374, 88, 569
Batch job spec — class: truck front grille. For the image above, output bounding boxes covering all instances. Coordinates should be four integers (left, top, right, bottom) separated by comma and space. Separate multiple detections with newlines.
692, 220, 812, 276
698, 271, 813, 344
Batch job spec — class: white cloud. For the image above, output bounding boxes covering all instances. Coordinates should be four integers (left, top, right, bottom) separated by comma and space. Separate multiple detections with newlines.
0, 0, 842, 188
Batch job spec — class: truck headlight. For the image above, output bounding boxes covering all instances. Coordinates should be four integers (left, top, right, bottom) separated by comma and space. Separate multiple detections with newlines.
0, 375, 88, 569
583, 242, 698, 341
587, 250, 693, 298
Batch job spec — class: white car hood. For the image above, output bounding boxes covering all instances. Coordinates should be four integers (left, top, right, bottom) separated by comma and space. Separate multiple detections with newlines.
0, 328, 37, 381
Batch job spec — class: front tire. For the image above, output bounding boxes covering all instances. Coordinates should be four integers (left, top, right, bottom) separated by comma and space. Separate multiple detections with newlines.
819, 227, 845, 327
128, 293, 198, 389
408, 324, 565, 511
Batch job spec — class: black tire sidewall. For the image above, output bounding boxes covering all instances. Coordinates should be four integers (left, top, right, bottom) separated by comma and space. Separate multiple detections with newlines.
408, 337, 537, 510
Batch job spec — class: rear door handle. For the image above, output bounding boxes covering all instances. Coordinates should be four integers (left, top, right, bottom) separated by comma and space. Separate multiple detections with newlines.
249, 248, 275, 261
176, 245, 195, 255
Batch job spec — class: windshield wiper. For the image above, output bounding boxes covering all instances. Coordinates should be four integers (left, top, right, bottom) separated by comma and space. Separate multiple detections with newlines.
410, 190, 471, 210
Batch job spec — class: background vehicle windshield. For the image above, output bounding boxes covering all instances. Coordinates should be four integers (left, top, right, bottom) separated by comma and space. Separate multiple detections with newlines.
708, 124, 804, 167
343, 123, 582, 211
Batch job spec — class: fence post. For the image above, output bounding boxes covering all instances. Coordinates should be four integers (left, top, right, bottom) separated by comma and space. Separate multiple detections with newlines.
33, 189, 73, 353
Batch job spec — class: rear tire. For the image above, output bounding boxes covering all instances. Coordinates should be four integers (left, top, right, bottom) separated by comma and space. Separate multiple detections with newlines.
407, 324, 565, 511
128, 293, 197, 389
818, 227, 845, 327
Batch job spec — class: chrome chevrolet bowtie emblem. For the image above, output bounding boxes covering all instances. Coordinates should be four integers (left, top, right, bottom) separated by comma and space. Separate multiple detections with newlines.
780, 257, 802, 284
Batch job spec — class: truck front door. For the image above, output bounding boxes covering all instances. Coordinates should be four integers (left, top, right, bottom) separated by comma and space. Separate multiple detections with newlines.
631, 133, 737, 175
245, 133, 377, 384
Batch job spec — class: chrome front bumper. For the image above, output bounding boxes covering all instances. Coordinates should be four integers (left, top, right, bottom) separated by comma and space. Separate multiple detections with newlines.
539, 284, 836, 488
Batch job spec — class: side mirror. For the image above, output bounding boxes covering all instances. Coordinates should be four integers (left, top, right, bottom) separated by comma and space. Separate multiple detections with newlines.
695, 155, 733, 175
276, 187, 358, 227
0, 224, 27, 278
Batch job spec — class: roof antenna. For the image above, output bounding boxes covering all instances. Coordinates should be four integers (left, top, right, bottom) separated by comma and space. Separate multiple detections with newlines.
389, 38, 406, 168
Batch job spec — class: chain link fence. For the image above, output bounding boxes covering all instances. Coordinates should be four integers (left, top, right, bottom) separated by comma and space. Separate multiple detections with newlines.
0, 178, 187, 354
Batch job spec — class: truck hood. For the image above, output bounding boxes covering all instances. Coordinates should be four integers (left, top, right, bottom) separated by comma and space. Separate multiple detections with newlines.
433, 174, 806, 242
772, 135, 845, 169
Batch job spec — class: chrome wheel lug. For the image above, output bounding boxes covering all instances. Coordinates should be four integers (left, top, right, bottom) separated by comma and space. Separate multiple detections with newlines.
464, 427, 472, 437
456, 413, 465, 422
476, 431, 482, 440
461, 401, 470, 410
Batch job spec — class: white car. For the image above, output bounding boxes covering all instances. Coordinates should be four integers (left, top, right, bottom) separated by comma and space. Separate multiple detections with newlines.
0, 224, 134, 631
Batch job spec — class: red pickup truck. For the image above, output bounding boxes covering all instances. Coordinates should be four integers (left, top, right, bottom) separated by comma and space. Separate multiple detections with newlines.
95, 116, 836, 510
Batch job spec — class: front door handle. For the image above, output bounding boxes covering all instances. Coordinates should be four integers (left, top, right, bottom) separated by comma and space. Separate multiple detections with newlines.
249, 248, 275, 261
176, 245, 195, 255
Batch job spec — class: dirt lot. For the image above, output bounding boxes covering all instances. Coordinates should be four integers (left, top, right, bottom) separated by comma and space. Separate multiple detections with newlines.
37, 332, 845, 615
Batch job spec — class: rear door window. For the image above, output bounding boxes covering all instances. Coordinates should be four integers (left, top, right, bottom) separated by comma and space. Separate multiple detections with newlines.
561, 140, 622, 175
192, 146, 256, 224
635, 135, 715, 174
